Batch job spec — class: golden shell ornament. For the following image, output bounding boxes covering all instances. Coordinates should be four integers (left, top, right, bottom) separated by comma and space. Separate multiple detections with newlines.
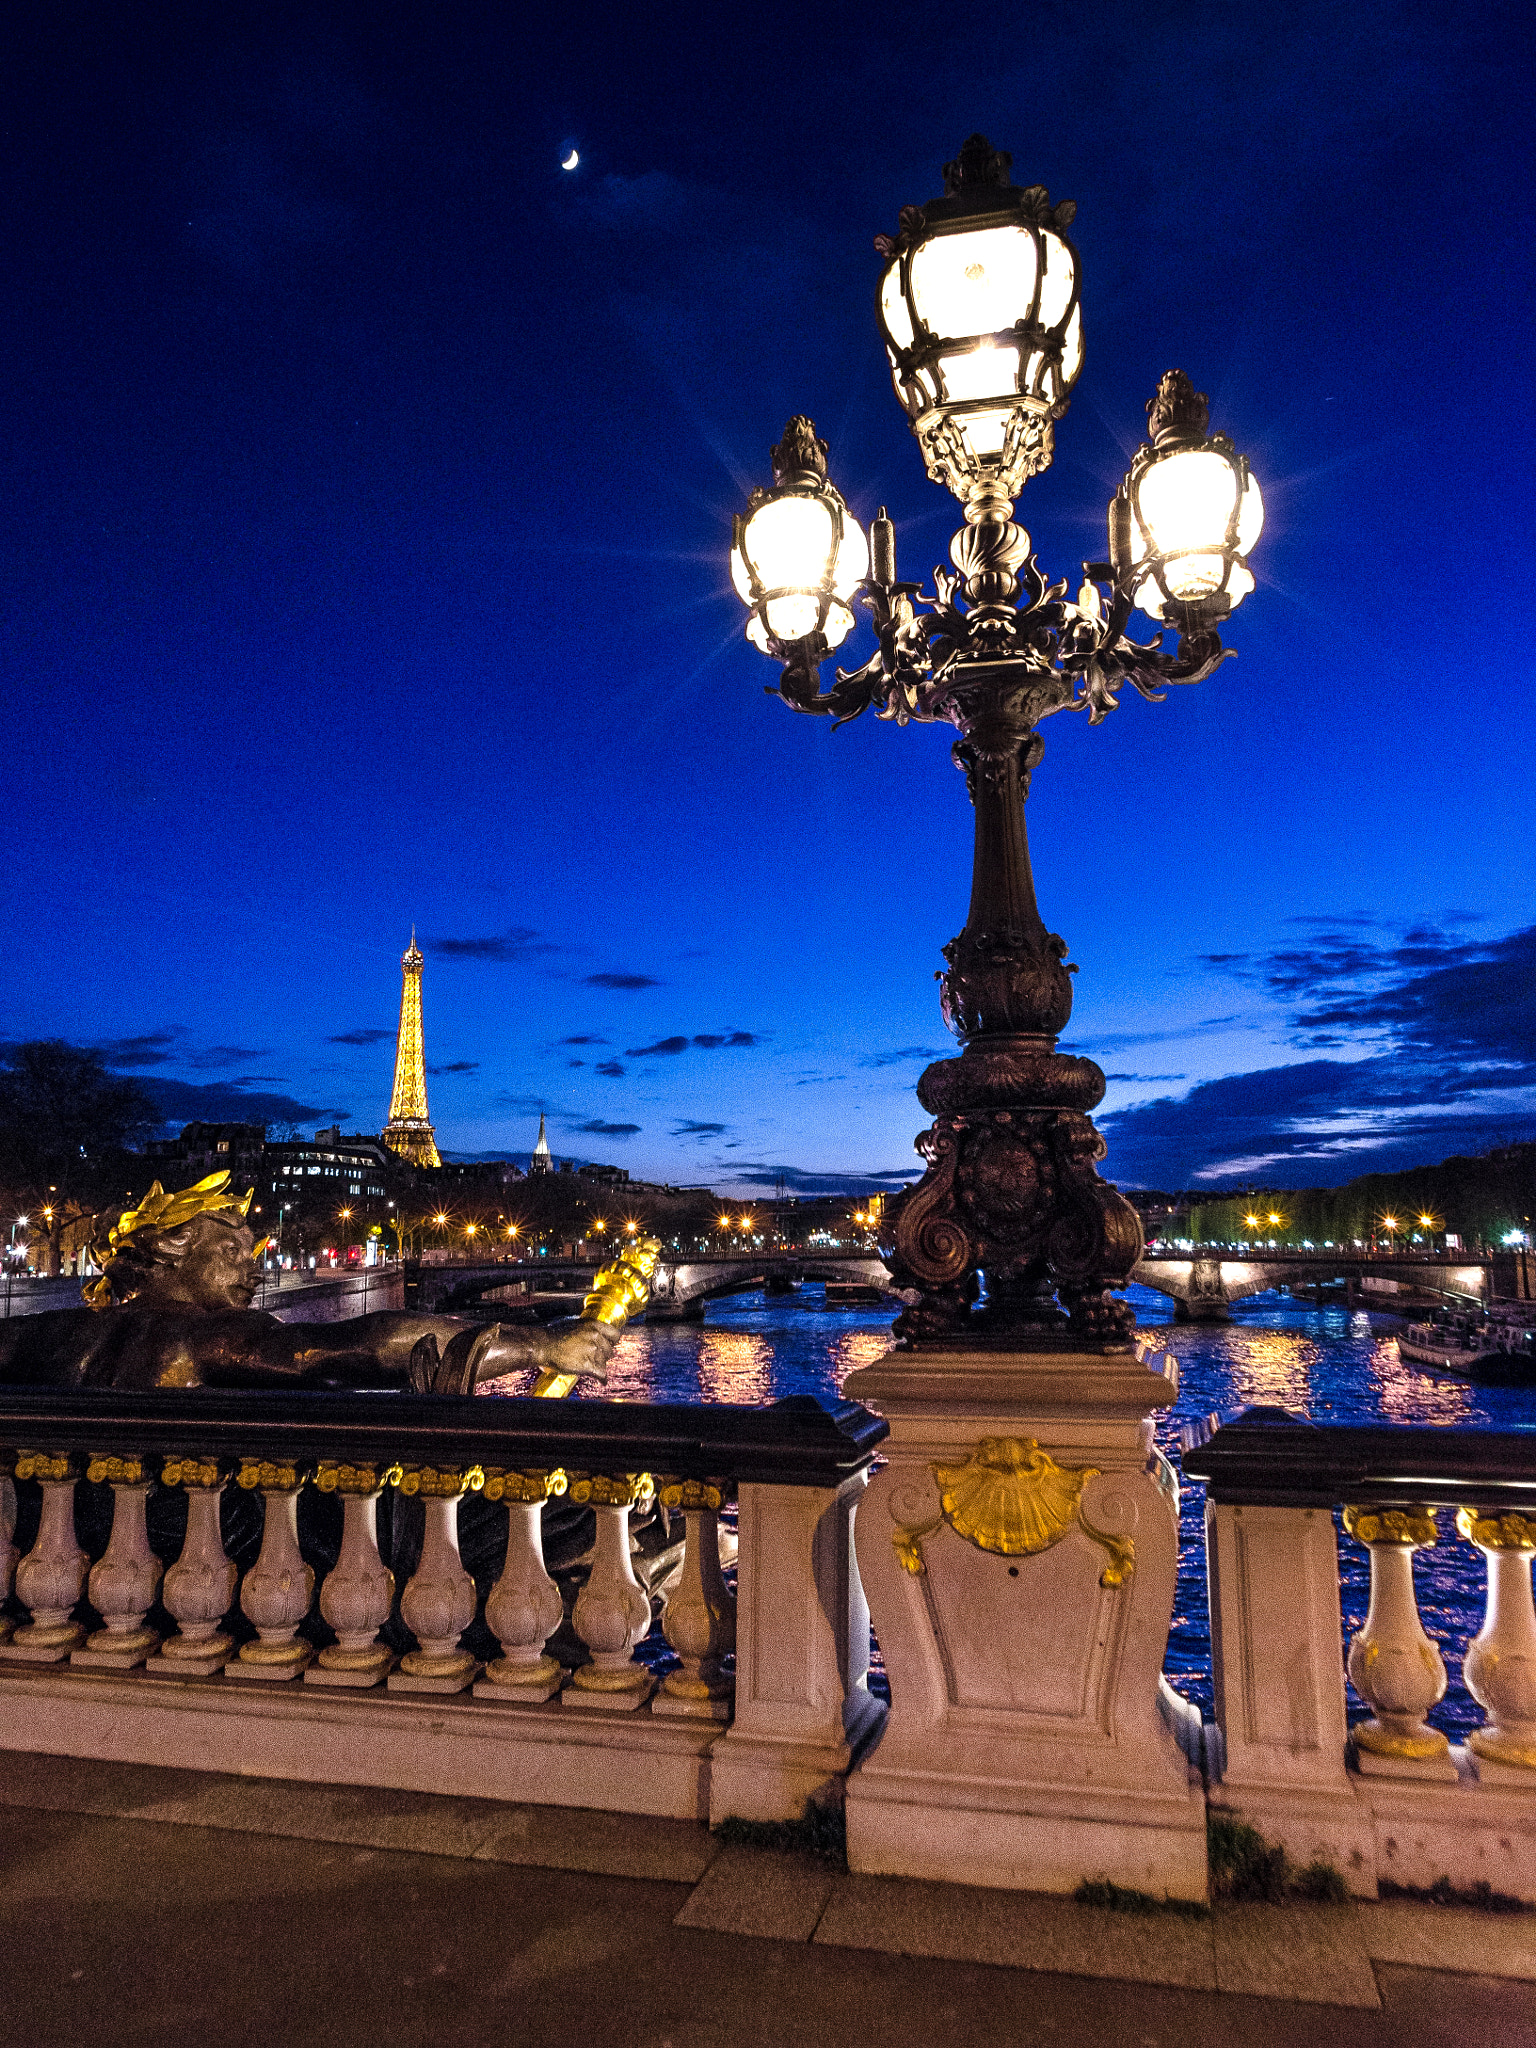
933, 1437, 1094, 1556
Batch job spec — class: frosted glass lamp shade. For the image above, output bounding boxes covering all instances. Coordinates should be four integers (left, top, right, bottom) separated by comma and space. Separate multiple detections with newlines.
731, 435, 867, 654
874, 148, 1084, 503
1111, 374, 1263, 624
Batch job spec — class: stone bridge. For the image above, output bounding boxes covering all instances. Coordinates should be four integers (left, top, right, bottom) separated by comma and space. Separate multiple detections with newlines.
408, 1252, 900, 1321
1132, 1251, 1492, 1323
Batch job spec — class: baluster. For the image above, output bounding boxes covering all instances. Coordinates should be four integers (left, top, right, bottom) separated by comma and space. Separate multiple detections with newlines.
1, 1469, 17, 1643
1342, 1505, 1455, 1778
307, 1463, 396, 1688
388, 1465, 483, 1694
73, 1459, 162, 1669
653, 1479, 735, 1721
0, 1455, 87, 1663
150, 1460, 238, 1675
1458, 1508, 1536, 1776
475, 1468, 568, 1703
236, 1461, 314, 1680
566, 1473, 656, 1709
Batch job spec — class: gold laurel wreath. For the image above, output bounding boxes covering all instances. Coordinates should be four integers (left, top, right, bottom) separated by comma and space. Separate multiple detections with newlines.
83, 1169, 261, 1310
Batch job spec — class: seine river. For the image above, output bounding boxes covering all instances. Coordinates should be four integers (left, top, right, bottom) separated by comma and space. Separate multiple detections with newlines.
534, 1283, 1536, 1740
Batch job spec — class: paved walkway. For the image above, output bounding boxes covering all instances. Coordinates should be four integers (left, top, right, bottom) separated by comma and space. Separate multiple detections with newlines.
1, 1754, 1533, 2047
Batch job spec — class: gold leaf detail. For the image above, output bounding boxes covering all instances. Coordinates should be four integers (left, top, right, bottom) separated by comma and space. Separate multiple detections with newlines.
1457, 1508, 1536, 1553
314, 1462, 381, 1497
236, 1459, 300, 1492
482, 1467, 569, 1504
86, 1456, 145, 1486
1079, 1500, 1135, 1588
162, 1458, 222, 1489
932, 1437, 1095, 1558
393, 1464, 484, 1499
569, 1472, 654, 1509
892, 1516, 942, 1575
14, 1451, 73, 1483
1343, 1505, 1438, 1550
657, 1479, 725, 1512
1353, 1721, 1449, 1760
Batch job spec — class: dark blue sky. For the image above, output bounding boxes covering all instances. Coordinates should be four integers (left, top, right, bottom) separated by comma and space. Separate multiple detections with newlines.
3, 1, 1531, 1193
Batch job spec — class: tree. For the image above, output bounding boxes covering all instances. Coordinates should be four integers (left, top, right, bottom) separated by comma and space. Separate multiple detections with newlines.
0, 1041, 161, 1274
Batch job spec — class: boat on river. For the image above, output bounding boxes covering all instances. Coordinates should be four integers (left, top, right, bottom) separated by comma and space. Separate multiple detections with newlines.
1397, 1304, 1536, 1385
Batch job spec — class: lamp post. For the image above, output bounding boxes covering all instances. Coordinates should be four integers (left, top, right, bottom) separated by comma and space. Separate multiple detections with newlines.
731, 135, 1263, 1350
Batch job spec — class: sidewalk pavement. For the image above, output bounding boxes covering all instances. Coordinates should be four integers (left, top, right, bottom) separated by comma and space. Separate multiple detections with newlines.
1, 1753, 1532, 2047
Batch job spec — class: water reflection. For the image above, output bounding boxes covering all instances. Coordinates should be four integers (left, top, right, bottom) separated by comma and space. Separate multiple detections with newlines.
1219, 1327, 1317, 1411
830, 1329, 896, 1389
696, 1329, 775, 1406
478, 1281, 1531, 1739
1374, 1338, 1475, 1425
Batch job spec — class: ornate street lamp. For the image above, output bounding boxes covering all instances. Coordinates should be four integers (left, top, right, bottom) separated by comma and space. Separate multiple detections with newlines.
730, 135, 1265, 1346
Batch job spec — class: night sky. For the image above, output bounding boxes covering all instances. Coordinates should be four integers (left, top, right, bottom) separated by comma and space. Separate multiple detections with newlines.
3, 1, 1531, 1195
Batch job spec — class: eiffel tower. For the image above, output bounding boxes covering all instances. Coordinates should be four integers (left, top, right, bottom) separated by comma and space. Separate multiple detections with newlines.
382, 929, 441, 1168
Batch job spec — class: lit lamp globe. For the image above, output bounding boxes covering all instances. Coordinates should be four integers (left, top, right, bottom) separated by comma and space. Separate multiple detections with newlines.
875, 133, 1083, 507
731, 416, 868, 653
1111, 369, 1264, 623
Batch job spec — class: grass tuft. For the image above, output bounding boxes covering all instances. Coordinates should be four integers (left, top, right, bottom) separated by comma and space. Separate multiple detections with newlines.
1379, 1875, 1534, 1915
1292, 1858, 1351, 1904
1074, 1877, 1209, 1919
1208, 1813, 1351, 1905
713, 1803, 847, 1867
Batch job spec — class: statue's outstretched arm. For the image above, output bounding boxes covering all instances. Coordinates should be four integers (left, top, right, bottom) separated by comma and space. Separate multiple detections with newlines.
244, 1312, 615, 1391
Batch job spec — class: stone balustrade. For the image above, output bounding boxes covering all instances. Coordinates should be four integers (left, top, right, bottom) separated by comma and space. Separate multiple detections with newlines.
0, 1387, 885, 1825
1184, 1407, 1536, 1899
3, 1386, 1532, 1898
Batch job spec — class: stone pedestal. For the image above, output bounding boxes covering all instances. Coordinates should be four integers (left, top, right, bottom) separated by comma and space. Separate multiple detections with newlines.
708, 1473, 883, 1823
842, 1342, 1207, 1901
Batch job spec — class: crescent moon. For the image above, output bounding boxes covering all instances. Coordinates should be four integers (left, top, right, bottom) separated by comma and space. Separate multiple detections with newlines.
562, 149, 579, 170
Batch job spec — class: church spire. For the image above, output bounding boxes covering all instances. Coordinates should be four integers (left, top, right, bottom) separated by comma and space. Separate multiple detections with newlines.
383, 929, 441, 1169
530, 1111, 552, 1174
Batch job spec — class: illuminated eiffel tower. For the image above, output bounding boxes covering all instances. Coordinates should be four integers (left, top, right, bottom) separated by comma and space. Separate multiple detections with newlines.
382, 929, 441, 1168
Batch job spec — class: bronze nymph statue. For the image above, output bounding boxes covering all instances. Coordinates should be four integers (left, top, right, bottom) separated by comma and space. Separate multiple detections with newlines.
0, 1172, 621, 1395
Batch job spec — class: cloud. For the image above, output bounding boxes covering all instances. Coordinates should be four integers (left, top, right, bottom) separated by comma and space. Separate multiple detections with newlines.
185, 1044, 274, 1071
329, 1028, 393, 1046
572, 1118, 641, 1138
1101, 922, 1536, 1185
1063, 1016, 1243, 1057
720, 1160, 924, 1195
674, 1119, 728, 1138
860, 1045, 951, 1069
428, 1061, 479, 1075
97, 1031, 275, 1074
97, 1031, 180, 1068
562, 1034, 609, 1046
141, 1078, 343, 1128
594, 1060, 625, 1078
625, 1031, 758, 1057
1104, 1072, 1188, 1084
586, 971, 662, 990
1101, 1051, 1536, 1190
428, 926, 560, 963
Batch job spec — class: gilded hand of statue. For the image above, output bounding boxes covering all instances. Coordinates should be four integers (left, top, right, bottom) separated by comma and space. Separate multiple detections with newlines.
543, 1319, 619, 1385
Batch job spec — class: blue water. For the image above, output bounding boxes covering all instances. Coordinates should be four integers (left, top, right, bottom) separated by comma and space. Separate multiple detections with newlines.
491, 1283, 1536, 1737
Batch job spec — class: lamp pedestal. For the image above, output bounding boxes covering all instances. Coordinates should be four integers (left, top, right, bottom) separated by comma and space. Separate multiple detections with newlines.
842, 1344, 1207, 1899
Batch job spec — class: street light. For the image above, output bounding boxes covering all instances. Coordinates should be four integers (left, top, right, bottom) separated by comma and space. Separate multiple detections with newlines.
730, 136, 1265, 1344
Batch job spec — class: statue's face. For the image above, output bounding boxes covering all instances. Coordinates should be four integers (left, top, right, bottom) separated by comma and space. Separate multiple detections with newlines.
143, 1215, 260, 1313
